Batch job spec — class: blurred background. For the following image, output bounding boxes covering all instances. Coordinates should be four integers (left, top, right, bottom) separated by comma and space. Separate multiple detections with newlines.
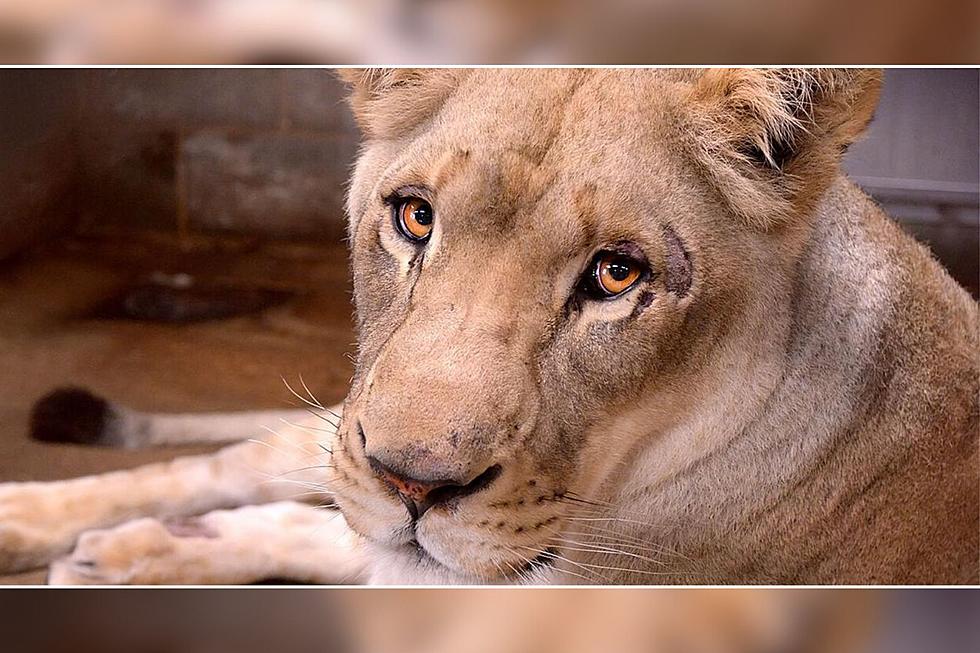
1, 68, 976, 279
0, 588, 977, 653
0, 0, 977, 64
0, 69, 977, 588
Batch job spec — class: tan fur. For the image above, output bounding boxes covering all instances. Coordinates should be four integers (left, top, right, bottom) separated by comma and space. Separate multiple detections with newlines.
0, 409, 351, 581
0, 68, 976, 587
685, 69, 881, 229
331, 68, 978, 584
46, 502, 364, 585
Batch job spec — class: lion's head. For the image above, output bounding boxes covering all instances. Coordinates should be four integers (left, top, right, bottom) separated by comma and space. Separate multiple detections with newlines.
327, 69, 881, 582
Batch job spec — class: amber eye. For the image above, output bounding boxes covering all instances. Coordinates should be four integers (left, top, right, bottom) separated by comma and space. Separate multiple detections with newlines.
593, 253, 642, 297
396, 197, 434, 241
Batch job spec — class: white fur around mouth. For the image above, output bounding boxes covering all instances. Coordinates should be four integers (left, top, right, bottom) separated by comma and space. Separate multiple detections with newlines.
376, 529, 551, 583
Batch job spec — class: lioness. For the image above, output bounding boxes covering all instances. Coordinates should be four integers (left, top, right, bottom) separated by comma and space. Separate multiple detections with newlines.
0, 68, 976, 585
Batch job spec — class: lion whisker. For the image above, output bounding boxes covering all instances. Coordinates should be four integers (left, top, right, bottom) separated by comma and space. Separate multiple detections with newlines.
518, 545, 610, 583
544, 536, 672, 569
560, 492, 613, 509
552, 537, 670, 567
282, 375, 326, 411
258, 477, 334, 493
251, 431, 336, 468
307, 408, 342, 429
561, 511, 657, 529
554, 553, 675, 579
277, 488, 339, 502
498, 554, 531, 584
297, 373, 326, 409
279, 417, 338, 437
278, 463, 336, 476
558, 522, 694, 561
250, 431, 326, 459
513, 547, 595, 583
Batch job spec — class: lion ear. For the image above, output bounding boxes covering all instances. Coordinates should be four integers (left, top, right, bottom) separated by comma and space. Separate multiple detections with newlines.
684, 68, 882, 230
337, 68, 464, 140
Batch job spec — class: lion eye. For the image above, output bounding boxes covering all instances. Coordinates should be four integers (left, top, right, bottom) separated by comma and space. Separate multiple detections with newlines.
396, 197, 434, 241
592, 253, 642, 297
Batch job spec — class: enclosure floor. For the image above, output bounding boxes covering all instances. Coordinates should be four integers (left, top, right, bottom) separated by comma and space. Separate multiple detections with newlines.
0, 233, 355, 584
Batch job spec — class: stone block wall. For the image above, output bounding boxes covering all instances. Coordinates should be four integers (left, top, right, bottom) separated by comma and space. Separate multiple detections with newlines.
0, 69, 976, 297
73, 69, 358, 241
0, 69, 77, 259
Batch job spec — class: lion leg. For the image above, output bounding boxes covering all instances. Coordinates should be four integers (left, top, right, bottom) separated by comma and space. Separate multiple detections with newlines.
0, 407, 340, 574
47, 502, 366, 585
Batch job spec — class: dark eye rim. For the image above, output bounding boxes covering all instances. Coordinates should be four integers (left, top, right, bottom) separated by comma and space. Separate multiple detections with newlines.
391, 196, 434, 243
579, 245, 650, 300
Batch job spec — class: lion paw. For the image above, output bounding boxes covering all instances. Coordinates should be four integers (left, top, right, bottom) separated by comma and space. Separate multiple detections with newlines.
47, 518, 185, 585
0, 482, 79, 573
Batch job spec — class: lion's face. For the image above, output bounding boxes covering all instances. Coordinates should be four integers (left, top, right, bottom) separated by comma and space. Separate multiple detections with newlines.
328, 69, 880, 582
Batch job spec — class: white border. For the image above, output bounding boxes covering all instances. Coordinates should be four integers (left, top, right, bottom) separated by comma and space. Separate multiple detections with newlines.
1, 64, 979, 69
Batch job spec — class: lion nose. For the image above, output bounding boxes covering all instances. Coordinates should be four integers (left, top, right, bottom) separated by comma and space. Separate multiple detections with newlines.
366, 456, 502, 520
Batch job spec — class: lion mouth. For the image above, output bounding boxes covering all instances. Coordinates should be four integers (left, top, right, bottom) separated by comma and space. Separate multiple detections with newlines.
388, 463, 503, 521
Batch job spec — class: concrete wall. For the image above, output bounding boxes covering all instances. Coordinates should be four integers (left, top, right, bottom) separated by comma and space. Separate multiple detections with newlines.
845, 68, 979, 296
0, 69, 77, 260
1, 69, 977, 294
73, 69, 358, 241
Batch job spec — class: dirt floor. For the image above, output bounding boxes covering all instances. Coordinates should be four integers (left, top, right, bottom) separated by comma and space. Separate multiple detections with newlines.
0, 232, 355, 583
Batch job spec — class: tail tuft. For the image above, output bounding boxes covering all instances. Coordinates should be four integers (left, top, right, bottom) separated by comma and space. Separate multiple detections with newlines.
30, 387, 118, 446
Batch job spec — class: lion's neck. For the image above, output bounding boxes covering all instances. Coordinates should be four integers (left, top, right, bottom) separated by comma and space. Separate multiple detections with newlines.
580, 180, 917, 583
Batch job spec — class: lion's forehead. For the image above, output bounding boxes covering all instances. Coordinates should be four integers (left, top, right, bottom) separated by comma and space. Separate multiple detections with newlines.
395, 104, 686, 255
435, 69, 682, 163
357, 70, 691, 259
